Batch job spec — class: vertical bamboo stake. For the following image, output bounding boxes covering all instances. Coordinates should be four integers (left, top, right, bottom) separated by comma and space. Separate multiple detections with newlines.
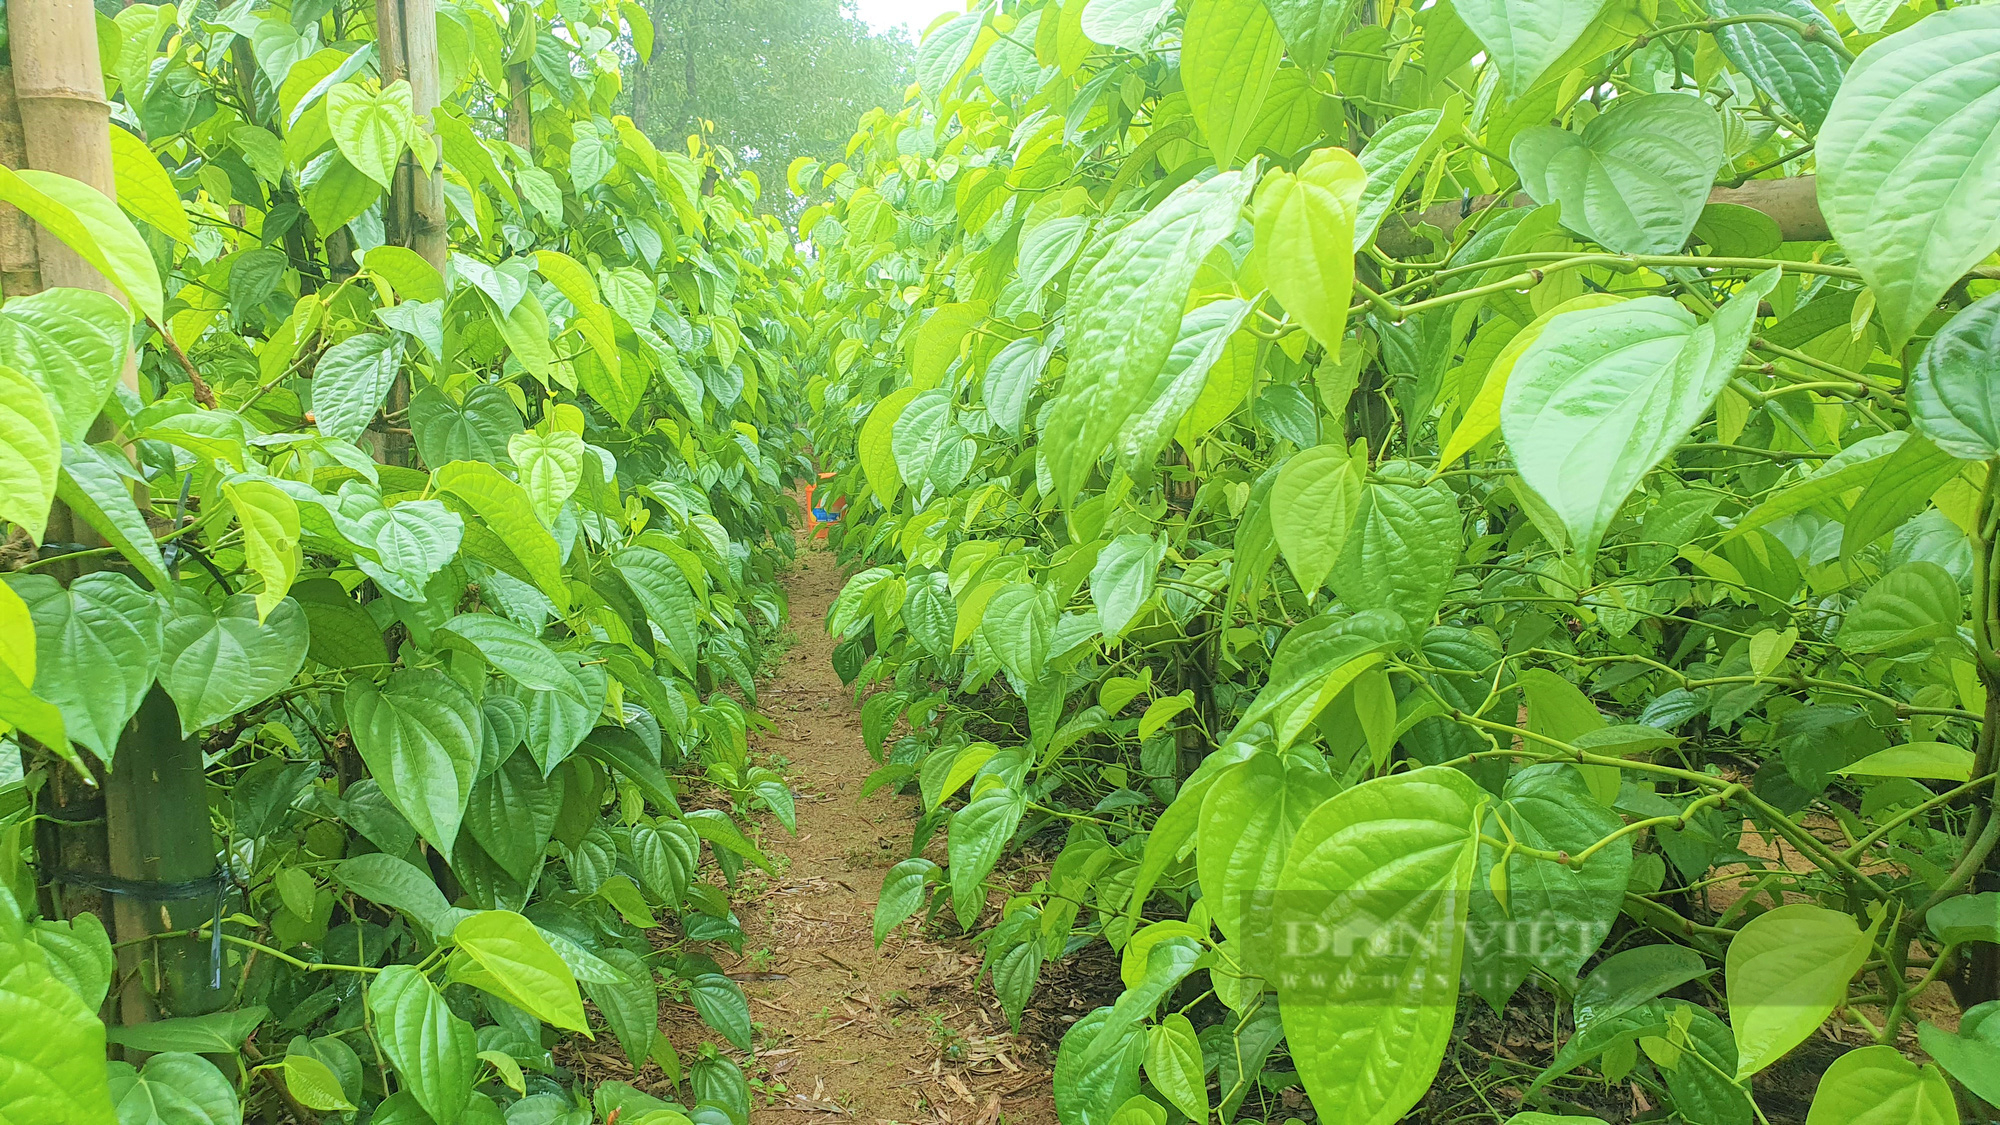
401, 0, 447, 269
370, 0, 442, 468
0, 68, 41, 296
507, 63, 533, 153
11, 0, 220, 1025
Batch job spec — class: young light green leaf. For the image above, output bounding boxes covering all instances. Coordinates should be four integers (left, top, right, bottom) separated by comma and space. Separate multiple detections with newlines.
1144, 1013, 1207, 1120
1726, 903, 1878, 1077
1802, 1044, 1956, 1125
1271, 446, 1361, 597
451, 910, 589, 1033
0, 365, 60, 544
1252, 148, 1365, 349
0, 166, 164, 322
224, 479, 302, 622
1184, 0, 1284, 169
508, 429, 586, 526
327, 80, 415, 189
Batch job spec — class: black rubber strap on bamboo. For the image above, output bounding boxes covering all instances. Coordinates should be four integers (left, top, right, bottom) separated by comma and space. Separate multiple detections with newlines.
41, 865, 235, 989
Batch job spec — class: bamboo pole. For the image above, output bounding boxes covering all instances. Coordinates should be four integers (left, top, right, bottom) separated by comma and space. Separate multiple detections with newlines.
10, 0, 221, 1028
0, 68, 41, 296
507, 64, 533, 152
7, 0, 121, 300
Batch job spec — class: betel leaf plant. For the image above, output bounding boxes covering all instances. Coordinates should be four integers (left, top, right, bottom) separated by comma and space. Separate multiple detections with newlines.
801, 0, 2000, 1122
0, 0, 810, 1122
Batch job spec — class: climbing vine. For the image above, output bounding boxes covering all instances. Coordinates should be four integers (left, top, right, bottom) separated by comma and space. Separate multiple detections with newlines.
0, 0, 809, 1121
805, 0, 2000, 1122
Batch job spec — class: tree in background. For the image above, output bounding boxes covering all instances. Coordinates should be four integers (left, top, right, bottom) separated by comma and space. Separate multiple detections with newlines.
627, 0, 911, 213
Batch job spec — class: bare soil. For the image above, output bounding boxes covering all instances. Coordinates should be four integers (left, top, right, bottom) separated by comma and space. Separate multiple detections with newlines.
560, 522, 1060, 1125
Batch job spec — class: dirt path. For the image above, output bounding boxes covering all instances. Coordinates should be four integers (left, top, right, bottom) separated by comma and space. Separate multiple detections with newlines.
712, 533, 1056, 1125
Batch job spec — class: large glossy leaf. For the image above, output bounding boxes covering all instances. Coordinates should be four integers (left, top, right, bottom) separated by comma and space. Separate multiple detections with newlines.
508, 430, 585, 525
1915, 1001, 2000, 1106
160, 593, 309, 735
1054, 1008, 1146, 1125
948, 786, 1025, 926
1354, 104, 1458, 248
1262, 0, 1359, 68
312, 331, 402, 444
368, 965, 478, 1125
1330, 480, 1460, 627
58, 443, 171, 589
1119, 297, 1255, 471
451, 911, 588, 1033
333, 853, 463, 939
0, 166, 164, 321
982, 336, 1045, 436
465, 749, 563, 883
583, 947, 658, 1069
1512, 93, 1725, 255
327, 81, 414, 188
1836, 562, 1962, 654
1184, 0, 1284, 169
345, 669, 482, 860
410, 384, 523, 466
8, 572, 162, 764
1817, 6, 2000, 348
1045, 171, 1252, 499
979, 583, 1056, 685
875, 857, 940, 944
1909, 292, 2000, 460
1263, 767, 1487, 1125
1089, 534, 1164, 639
1802, 1044, 1956, 1125
1452, 0, 1609, 92
1707, 0, 1845, 129
106, 1052, 241, 1125
1465, 765, 1631, 1010
346, 496, 464, 602
0, 288, 129, 442
1502, 270, 1778, 560
1253, 148, 1365, 349
223, 479, 301, 621
858, 386, 918, 501
1198, 753, 1337, 941
1233, 610, 1402, 747
1144, 1013, 1207, 1120
1726, 903, 1876, 1077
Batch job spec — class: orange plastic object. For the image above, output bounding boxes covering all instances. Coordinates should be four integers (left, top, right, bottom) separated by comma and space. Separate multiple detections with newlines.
806, 472, 844, 539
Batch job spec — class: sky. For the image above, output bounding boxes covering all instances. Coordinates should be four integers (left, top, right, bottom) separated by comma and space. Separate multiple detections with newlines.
848, 0, 968, 39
